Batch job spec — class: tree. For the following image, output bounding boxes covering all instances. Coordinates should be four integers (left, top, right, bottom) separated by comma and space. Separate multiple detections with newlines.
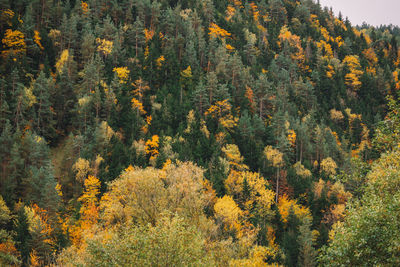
1, 29, 26, 59
343, 55, 363, 96
192, 79, 209, 114
32, 72, 56, 141
264, 145, 284, 202
320, 149, 400, 266
297, 217, 316, 267
0, 195, 20, 266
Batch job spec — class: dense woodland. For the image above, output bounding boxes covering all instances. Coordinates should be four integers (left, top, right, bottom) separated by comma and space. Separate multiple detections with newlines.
1, 0, 400, 266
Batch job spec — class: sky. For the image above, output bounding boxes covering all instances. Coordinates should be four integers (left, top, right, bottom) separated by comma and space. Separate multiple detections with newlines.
317, 0, 400, 27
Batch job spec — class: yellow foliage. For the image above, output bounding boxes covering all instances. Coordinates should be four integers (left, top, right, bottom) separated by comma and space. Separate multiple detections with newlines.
330, 109, 344, 122
229, 245, 282, 267
156, 55, 165, 67
316, 40, 333, 60
264, 146, 284, 168
249, 2, 260, 22
131, 97, 146, 115
200, 119, 210, 138
99, 121, 116, 143
226, 44, 235, 51
72, 175, 101, 246
222, 144, 248, 171
287, 129, 296, 147
326, 64, 335, 79
393, 70, 400, 90
320, 157, 337, 176
278, 195, 310, 223
343, 55, 363, 92
225, 5, 236, 21
131, 78, 150, 99
113, 67, 130, 84
181, 66, 192, 79
29, 250, 41, 267
25, 205, 55, 250
244, 172, 275, 217
100, 161, 208, 227
96, 38, 113, 56
320, 26, 331, 42
225, 170, 275, 218
214, 195, 242, 232
33, 30, 44, 50
334, 36, 344, 48
329, 181, 352, 204
363, 48, 378, 66
78, 175, 101, 208
293, 162, 312, 178
322, 204, 346, 225
1, 9, 14, 27
73, 158, 91, 183
55, 49, 69, 73
334, 18, 347, 31
81, 1, 89, 14
205, 99, 238, 130
55, 183, 63, 197
144, 28, 154, 42
1, 29, 26, 58
278, 26, 308, 71
145, 135, 159, 160
146, 115, 152, 125
209, 23, 231, 39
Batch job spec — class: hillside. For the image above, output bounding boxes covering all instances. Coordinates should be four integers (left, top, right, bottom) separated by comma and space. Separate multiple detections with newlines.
1, 0, 400, 266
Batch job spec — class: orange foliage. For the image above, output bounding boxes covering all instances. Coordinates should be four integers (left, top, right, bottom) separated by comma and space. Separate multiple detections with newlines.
316, 40, 333, 60
393, 70, 400, 90
113, 67, 130, 83
205, 99, 238, 130
249, 2, 259, 22
156, 55, 165, 67
278, 194, 310, 223
144, 28, 155, 42
1, 29, 26, 58
287, 129, 296, 147
145, 135, 159, 160
363, 48, 378, 66
278, 26, 308, 72
245, 86, 256, 113
131, 97, 146, 115
81, 1, 89, 15
34, 30, 44, 50
225, 5, 236, 21
1, 9, 15, 27
0, 241, 19, 261
326, 64, 335, 79
343, 55, 363, 92
132, 78, 150, 99
208, 23, 231, 39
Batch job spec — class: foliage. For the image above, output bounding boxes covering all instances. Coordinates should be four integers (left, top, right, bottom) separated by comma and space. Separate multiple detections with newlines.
1, 0, 400, 265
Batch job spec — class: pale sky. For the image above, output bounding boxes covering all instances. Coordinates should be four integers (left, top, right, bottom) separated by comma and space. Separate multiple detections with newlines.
318, 0, 400, 27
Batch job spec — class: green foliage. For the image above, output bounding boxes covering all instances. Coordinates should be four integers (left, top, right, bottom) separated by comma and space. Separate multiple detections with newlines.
0, 0, 400, 265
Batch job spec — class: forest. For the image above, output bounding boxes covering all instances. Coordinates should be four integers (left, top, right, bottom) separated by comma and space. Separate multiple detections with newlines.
1, 0, 400, 266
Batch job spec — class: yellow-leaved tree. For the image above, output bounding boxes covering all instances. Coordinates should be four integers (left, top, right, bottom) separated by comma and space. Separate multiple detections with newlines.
205, 99, 238, 130
264, 145, 284, 202
70, 175, 101, 246
1, 29, 26, 59
343, 55, 363, 95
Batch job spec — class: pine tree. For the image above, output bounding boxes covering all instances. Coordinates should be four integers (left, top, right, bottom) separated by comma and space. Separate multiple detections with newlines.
297, 217, 316, 267
33, 72, 56, 141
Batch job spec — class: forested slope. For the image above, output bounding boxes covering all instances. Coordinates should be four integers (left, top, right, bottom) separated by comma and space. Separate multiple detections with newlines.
1, 0, 400, 266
